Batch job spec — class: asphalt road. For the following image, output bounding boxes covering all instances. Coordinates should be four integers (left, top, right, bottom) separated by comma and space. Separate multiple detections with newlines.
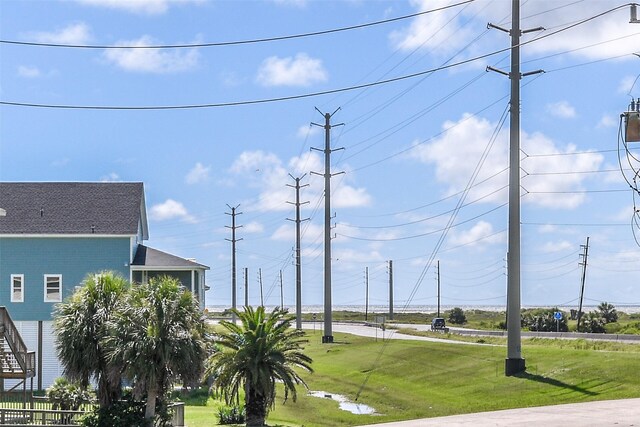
300, 322, 491, 346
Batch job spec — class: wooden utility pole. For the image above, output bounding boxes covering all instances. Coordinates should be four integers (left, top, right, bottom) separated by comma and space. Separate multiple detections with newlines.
311, 108, 343, 344
287, 174, 309, 330
225, 204, 242, 323
577, 237, 590, 332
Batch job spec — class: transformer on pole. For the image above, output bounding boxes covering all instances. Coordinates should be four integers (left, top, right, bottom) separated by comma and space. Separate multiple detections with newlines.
624, 99, 640, 142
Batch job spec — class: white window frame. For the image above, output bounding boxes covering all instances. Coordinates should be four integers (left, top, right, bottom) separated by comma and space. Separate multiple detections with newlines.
11, 274, 24, 303
44, 274, 62, 303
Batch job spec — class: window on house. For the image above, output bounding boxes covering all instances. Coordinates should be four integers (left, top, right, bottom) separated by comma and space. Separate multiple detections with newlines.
44, 274, 62, 302
11, 274, 24, 303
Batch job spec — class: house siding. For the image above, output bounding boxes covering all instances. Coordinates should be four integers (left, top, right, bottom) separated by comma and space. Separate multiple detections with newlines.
0, 237, 131, 321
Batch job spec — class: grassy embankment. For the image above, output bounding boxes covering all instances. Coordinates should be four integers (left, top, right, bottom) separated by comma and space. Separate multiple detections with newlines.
184, 326, 640, 427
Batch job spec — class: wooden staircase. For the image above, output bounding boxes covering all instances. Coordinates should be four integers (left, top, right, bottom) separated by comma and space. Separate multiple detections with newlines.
0, 308, 35, 381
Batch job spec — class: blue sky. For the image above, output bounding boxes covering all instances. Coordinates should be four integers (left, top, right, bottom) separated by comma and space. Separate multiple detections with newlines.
1, 0, 640, 311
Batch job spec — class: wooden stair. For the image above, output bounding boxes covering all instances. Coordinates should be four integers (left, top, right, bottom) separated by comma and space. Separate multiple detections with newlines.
0, 308, 35, 380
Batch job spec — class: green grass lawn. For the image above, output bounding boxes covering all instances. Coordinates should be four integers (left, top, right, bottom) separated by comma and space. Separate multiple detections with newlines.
185, 330, 640, 426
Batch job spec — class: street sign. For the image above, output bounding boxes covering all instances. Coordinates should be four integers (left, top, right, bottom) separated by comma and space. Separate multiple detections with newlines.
554, 312, 562, 320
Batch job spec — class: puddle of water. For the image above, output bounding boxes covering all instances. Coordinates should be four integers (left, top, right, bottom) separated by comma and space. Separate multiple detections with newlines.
308, 390, 376, 415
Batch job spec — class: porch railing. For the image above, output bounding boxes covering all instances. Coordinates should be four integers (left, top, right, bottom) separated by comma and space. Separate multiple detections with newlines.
0, 307, 35, 378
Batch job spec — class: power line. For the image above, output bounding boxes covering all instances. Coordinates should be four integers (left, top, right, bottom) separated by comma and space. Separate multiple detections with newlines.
0, 50, 510, 110
338, 185, 507, 230
0, 1, 475, 49
338, 203, 507, 242
2, 4, 632, 111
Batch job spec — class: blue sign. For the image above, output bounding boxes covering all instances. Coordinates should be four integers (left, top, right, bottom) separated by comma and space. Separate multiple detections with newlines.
554, 311, 563, 320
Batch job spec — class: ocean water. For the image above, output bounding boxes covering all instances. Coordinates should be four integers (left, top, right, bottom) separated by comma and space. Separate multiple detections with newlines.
206, 304, 640, 315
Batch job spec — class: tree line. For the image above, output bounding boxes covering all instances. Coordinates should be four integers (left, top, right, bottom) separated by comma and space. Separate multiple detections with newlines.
53, 272, 312, 427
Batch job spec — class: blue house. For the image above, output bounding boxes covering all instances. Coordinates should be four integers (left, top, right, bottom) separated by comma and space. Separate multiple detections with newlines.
0, 182, 208, 390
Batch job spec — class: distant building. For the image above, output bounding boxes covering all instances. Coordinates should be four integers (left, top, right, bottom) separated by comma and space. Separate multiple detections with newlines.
0, 182, 208, 390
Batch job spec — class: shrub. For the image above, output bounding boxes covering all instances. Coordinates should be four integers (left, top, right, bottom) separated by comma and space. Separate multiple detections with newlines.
79, 395, 147, 427
47, 377, 92, 411
581, 313, 606, 333
447, 307, 467, 325
523, 309, 567, 332
217, 405, 245, 425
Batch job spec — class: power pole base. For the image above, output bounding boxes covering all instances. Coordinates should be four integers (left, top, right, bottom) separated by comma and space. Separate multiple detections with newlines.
505, 358, 526, 376
322, 335, 334, 343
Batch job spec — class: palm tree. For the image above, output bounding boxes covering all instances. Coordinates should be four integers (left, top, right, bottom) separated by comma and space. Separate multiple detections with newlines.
53, 271, 129, 409
107, 276, 208, 422
207, 306, 313, 427
597, 302, 619, 323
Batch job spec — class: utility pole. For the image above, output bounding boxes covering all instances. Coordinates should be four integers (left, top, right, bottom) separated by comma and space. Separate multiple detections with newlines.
577, 237, 590, 332
225, 204, 242, 323
244, 267, 248, 307
279, 269, 284, 309
311, 108, 344, 344
487, 0, 543, 376
436, 260, 441, 318
258, 268, 264, 307
388, 260, 394, 321
365, 267, 369, 322
287, 174, 309, 330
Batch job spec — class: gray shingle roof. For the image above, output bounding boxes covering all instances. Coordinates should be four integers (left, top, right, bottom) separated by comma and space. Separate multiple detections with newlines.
132, 245, 208, 269
0, 182, 146, 235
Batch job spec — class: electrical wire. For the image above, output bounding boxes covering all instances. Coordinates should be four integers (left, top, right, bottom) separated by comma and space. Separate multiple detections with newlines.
0, 1, 475, 49
2, 3, 633, 111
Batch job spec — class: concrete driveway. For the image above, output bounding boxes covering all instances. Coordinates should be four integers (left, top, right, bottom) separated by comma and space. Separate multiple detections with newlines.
358, 398, 640, 426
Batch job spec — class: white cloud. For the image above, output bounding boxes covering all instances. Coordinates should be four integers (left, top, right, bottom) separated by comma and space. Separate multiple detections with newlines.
244, 221, 264, 234
76, 0, 202, 15
546, 101, 576, 119
390, 0, 475, 54
391, 1, 640, 61
537, 224, 558, 234
409, 113, 604, 210
619, 75, 638, 94
149, 199, 195, 222
540, 240, 573, 253
450, 221, 504, 247
333, 185, 372, 208
100, 172, 120, 182
296, 124, 321, 139
29, 22, 91, 45
597, 114, 617, 128
272, 0, 307, 7
104, 36, 199, 73
334, 248, 383, 264
271, 222, 323, 242
256, 53, 327, 87
185, 162, 210, 184
17, 66, 41, 78
228, 150, 371, 212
